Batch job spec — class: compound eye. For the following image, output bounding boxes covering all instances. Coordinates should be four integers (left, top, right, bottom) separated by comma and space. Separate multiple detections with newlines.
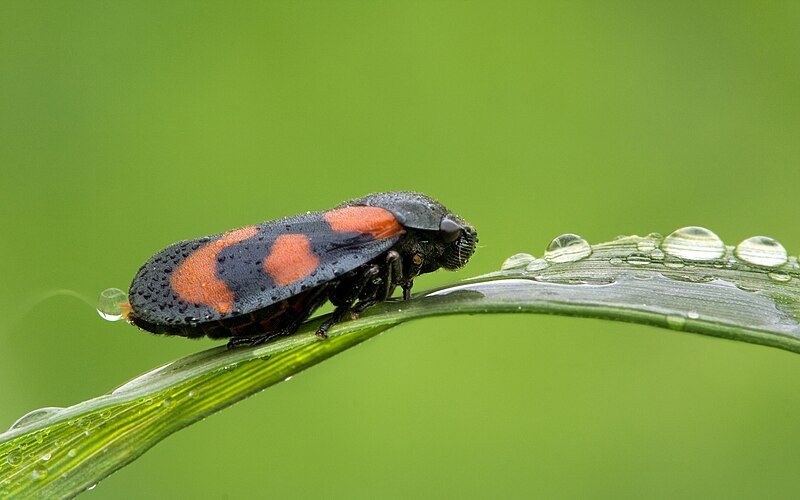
439, 216, 462, 243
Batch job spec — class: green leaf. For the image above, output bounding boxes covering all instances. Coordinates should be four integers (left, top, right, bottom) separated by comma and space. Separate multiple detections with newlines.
2, 232, 799, 497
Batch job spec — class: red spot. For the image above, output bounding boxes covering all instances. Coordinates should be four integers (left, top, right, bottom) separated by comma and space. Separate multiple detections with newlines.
263, 234, 320, 286
324, 206, 403, 239
171, 226, 258, 314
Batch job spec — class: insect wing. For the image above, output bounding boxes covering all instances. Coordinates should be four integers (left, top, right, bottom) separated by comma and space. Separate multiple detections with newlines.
129, 207, 404, 327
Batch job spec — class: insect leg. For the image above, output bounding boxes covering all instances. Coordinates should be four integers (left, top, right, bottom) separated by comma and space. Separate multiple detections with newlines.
316, 264, 380, 339
353, 250, 402, 315
227, 286, 329, 349
402, 252, 425, 300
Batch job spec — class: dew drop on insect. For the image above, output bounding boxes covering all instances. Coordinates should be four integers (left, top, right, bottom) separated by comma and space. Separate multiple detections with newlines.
544, 234, 592, 263
501, 253, 536, 270
734, 236, 788, 268
661, 227, 725, 261
97, 288, 130, 322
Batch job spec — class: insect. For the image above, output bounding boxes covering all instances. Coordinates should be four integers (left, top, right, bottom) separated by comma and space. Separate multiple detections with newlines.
126, 192, 478, 348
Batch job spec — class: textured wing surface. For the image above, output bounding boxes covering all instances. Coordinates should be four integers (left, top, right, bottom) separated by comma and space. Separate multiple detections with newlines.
128, 206, 403, 326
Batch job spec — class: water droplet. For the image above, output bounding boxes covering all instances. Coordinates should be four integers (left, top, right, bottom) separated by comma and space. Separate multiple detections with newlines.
31, 465, 48, 480
768, 272, 791, 283
97, 288, 130, 321
625, 253, 650, 266
8, 407, 64, 432
666, 315, 686, 330
284, 376, 293, 382
663, 255, 685, 268
525, 258, 549, 272
544, 234, 592, 263
67, 449, 77, 458
41, 452, 52, 461
650, 249, 665, 260
87, 484, 97, 491
6, 451, 22, 467
609, 257, 623, 265
662, 227, 725, 261
687, 311, 700, 319
637, 240, 657, 252
500, 253, 535, 270
734, 236, 788, 268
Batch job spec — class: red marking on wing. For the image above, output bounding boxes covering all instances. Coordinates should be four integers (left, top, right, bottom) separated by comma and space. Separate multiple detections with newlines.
263, 234, 320, 286
171, 226, 258, 314
324, 206, 403, 239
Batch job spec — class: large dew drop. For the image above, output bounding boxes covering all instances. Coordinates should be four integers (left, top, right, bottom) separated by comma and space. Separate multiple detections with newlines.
734, 236, 788, 268
661, 226, 725, 261
97, 288, 130, 322
8, 407, 65, 431
544, 234, 592, 263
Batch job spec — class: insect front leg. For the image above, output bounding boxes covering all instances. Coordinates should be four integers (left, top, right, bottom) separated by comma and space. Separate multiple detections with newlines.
401, 252, 425, 300
316, 264, 380, 339
352, 250, 403, 315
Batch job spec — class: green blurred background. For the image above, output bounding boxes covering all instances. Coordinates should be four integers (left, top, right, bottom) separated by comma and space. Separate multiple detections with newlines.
2, 1, 800, 498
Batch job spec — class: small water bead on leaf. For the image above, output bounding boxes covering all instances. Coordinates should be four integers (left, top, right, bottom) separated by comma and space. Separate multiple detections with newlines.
637, 240, 657, 252
544, 233, 592, 263
500, 253, 536, 270
768, 272, 791, 283
650, 249, 665, 260
97, 288, 130, 322
31, 464, 48, 480
625, 253, 650, 266
525, 258, 549, 272
734, 236, 788, 268
661, 226, 725, 261
666, 315, 686, 330
6, 451, 22, 467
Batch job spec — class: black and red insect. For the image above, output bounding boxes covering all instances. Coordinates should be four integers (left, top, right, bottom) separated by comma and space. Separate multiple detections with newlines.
126, 192, 477, 348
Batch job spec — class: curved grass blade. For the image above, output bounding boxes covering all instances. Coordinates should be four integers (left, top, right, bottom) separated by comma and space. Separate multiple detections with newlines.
2, 233, 800, 497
